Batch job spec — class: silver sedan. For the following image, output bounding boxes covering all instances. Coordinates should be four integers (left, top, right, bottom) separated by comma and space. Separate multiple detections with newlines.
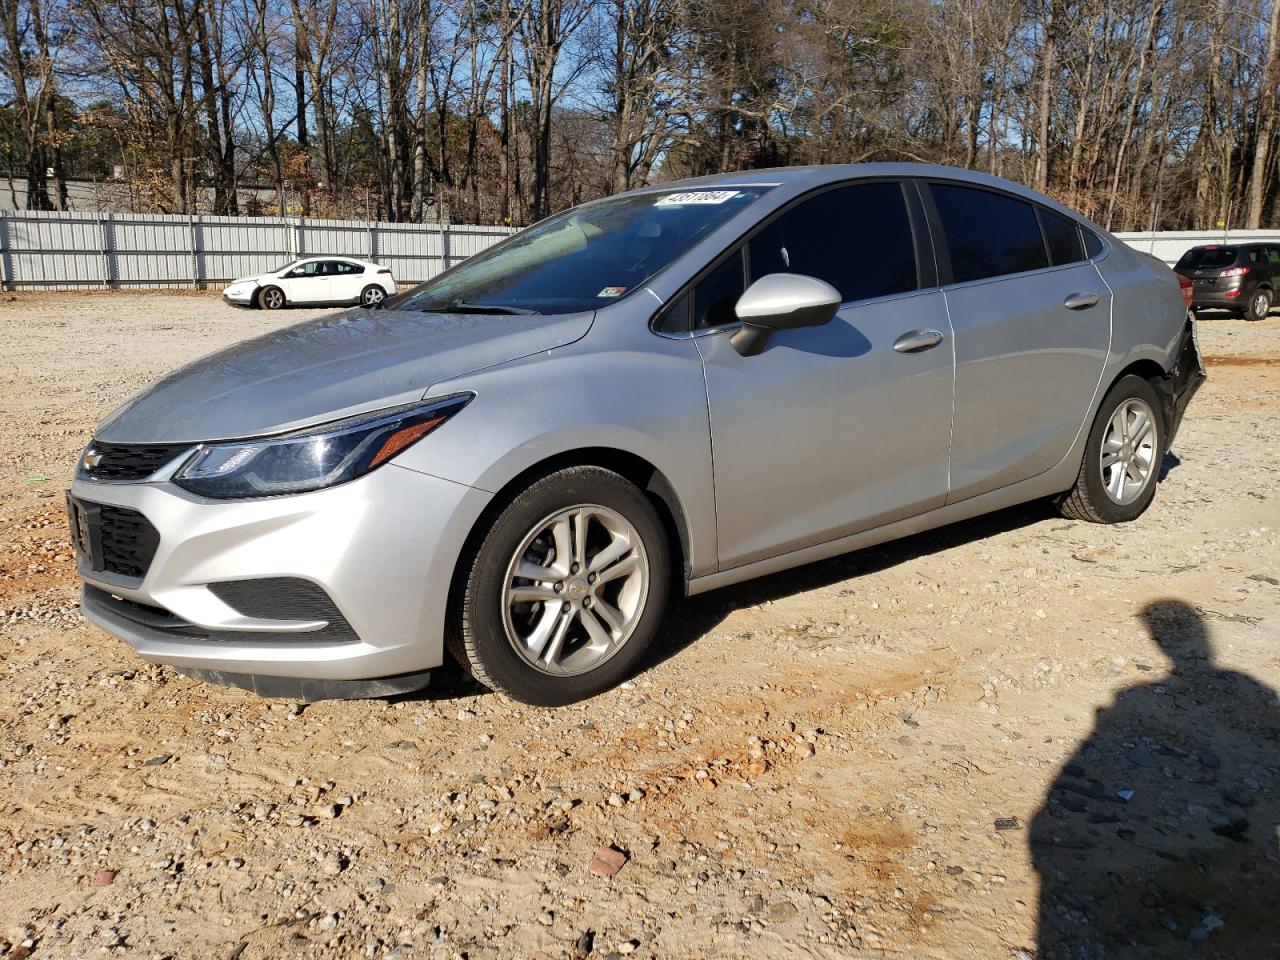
69, 164, 1204, 705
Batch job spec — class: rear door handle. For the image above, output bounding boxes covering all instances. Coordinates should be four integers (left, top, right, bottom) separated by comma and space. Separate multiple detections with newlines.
1064, 292, 1100, 310
893, 329, 944, 353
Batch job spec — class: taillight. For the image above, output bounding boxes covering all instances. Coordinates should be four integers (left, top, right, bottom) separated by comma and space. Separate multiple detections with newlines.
377, 268, 392, 275
1220, 265, 1249, 278
1177, 273, 1193, 309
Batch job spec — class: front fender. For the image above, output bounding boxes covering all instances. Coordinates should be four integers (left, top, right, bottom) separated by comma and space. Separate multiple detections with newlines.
396, 334, 718, 579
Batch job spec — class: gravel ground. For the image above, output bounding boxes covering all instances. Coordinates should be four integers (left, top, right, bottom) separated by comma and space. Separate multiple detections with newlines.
0, 292, 1277, 960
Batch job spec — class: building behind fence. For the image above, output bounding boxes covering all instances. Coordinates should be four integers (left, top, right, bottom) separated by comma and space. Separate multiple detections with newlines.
0, 210, 518, 291
4, 208, 1280, 291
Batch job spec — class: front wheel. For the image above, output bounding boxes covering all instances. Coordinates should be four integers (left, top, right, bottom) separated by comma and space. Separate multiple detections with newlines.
448, 466, 670, 706
1245, 288, 1272, 322
1059, 375, 1164, 523
258, 285, 285, 310
361, 284, 386, 307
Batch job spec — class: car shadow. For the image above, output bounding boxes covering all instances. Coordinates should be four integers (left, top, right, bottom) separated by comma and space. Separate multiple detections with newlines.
641, 498, 1058, 672
1030, 599, 1280, 958
408, 498, 1058, 704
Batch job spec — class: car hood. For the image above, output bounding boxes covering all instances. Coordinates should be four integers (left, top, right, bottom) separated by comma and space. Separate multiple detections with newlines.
95, 307, 595, 443
227, 275, 265, 287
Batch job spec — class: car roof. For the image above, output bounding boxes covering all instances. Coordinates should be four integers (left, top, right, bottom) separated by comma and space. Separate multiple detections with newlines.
638, 162, 1099, 229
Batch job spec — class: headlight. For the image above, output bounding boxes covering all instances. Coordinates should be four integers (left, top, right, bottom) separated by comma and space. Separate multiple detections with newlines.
172, 394, 471, 499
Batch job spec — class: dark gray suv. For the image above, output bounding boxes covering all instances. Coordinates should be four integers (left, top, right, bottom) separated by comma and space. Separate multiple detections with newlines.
1175, 243, 1280, 321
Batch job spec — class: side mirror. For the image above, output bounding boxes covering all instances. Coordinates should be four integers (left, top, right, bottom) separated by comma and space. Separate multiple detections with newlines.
730, 273, 841, 357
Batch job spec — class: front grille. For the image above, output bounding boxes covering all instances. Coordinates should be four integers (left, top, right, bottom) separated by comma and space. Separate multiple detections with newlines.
82, 442, 190, 481
98, 504, 161, 578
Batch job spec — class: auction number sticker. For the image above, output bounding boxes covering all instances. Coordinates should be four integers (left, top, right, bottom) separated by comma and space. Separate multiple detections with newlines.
597, 286, 627, 298
656, 190, 740, 205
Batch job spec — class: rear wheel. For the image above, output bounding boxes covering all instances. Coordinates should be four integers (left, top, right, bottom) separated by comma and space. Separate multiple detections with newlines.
449, 466, 670, 706
361, 284, 386, 306
1245, 288, 1272, 322
258, 285, 285, 310
1059, 375, 1164, 524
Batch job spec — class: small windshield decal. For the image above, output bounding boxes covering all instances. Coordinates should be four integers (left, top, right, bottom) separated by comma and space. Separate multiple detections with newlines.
656, 190, 741, 206
597, 286, 627, 298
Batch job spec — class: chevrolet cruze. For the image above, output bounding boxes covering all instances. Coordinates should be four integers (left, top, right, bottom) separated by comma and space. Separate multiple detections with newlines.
69, 164, 1204, 706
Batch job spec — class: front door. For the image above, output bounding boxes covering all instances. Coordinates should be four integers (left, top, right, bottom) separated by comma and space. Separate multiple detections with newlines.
280, 260, 332, 303
695, 181, 956, 571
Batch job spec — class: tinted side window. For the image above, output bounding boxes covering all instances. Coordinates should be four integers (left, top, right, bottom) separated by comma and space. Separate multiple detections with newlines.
748, 182, 916, 302
1082, 228, 1104, 259
1039, 208, 1084, 266
693, 251, 746, 330
932, 183, 1048, 282
1269, 247, 1280, 265
1249, 247, 1265, 265
335, 261, 364, 274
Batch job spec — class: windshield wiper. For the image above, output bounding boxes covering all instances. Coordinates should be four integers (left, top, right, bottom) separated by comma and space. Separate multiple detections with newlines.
442, 300, 540, 316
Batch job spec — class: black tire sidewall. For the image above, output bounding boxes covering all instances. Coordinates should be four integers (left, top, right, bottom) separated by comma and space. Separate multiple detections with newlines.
459, 468, 670, 706
1246, 288, 1271, 321
260, 286, 284, 310
1078, 375, 1165, 523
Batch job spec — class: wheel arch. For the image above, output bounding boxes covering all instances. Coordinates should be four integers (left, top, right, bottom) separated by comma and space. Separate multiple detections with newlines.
448, 446, 694, 609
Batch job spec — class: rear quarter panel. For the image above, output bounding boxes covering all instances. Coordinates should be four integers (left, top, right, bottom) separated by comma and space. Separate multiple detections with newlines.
1097, 242, 1186, 378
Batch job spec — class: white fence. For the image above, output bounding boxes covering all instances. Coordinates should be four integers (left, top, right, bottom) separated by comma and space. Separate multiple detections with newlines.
1114, 229, 1280, 265
0, 210, 518, 290
1, 209, 1272, 289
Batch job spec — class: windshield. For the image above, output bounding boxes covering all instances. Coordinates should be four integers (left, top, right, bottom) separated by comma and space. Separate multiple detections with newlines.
1176, 247, 1238, 270
271, 259, 300, 274
397, 187, 771, 315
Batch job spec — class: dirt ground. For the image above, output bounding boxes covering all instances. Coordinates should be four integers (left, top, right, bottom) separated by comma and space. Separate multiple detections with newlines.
0, 292, 1276, 960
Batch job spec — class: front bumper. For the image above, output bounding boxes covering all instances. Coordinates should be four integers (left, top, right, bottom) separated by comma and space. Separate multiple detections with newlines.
72, 464, 491, 686
222, 287, 256, 306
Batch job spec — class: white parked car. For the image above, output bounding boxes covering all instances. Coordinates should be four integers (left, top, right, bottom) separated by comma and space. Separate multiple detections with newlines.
223, 257, 398, 309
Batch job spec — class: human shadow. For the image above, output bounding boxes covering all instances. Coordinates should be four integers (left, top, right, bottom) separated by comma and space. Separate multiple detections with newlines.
1031, 600, 1280, 959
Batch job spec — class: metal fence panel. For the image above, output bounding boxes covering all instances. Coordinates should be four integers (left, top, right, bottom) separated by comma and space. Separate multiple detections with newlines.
0, 209, 517, 290
1114, 229, 1280, 265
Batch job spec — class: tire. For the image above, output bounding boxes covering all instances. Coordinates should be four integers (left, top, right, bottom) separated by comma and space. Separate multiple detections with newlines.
1059, 375, 1165, 524
258, 285, 285, 310
448, 465, 670, 706
361, 284, 386, 307
1245, 287, 1272, 322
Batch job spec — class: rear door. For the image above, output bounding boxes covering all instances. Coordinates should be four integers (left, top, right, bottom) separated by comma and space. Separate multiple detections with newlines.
925, 182, 1111, 502
694, 180, 955, 569
329, 260, 367, 302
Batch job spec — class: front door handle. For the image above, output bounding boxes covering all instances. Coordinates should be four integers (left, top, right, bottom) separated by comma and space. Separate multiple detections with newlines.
893, 329, 945, 353
1064, 292, 1100, 310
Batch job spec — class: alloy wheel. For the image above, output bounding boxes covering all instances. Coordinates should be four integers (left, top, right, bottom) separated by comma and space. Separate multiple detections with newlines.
1099, 397, 1158, 505
262, 288, 283, 309
1253, 292, 1270, 318
363, 286, 385, 305
501, 504, 649, 676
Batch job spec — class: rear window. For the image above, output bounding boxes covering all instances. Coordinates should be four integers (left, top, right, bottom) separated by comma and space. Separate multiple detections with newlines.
1176, 247, 1239, 270
1039, 208, 1084, 265
931, 183, 1049, 283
